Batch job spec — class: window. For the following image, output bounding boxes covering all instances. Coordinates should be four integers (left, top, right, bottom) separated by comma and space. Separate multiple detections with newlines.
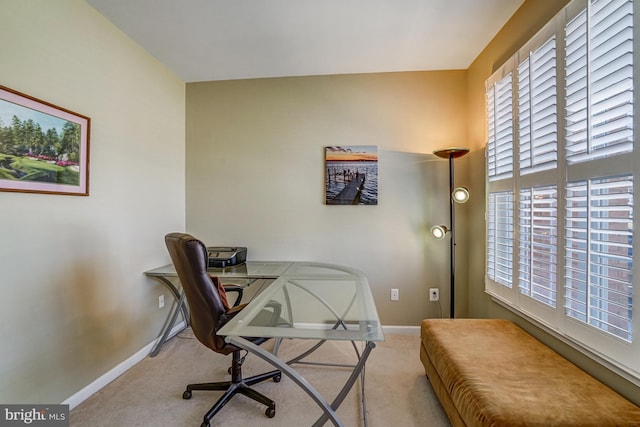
485, 0, 637, 380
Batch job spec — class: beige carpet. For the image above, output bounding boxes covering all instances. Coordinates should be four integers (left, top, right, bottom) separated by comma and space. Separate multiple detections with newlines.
70, 331, 450, 426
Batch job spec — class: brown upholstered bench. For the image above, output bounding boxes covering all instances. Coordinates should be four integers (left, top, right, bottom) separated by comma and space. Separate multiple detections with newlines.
420, 318, 640, 427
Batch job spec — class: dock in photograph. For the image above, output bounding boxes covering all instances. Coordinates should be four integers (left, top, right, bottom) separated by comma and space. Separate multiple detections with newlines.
327, 173, 366, 205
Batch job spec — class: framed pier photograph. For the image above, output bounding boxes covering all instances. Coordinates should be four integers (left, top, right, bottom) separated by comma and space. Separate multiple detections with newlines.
325, 145, 378, 205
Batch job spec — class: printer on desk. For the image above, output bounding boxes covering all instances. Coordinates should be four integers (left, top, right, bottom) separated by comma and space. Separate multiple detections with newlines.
207, 246, 247, 268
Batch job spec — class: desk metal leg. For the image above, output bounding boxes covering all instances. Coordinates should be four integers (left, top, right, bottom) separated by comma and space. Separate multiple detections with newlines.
312, 341, 375, 427
283, 338, 370, 426
227, 336, 344, 427
148, 276, 190, 357
277, 281, 372, 425
228, 336, 375, 426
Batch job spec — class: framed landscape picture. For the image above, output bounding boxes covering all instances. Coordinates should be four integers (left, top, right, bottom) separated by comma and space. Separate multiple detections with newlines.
325, 145, 378, 205
0, 85, 90, 196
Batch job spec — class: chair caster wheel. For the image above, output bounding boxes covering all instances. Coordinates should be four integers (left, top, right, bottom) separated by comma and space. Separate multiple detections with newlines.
228, 367, 232, 375
265, 407, 276, 418
183, 390, 192, 399
200, 422, 210, 427
273, 374, 281, 383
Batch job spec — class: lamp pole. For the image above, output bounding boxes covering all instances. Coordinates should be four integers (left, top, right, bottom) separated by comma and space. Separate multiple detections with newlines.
433, 148, 469, 318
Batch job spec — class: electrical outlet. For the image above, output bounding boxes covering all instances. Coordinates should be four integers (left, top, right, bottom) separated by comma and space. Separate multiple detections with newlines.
429, 288, 439, 302
390, 288, 399, 301
158, 294, 165, 309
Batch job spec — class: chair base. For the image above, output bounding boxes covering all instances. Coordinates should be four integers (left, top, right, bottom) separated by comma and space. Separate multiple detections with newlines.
183, 352, 281, 427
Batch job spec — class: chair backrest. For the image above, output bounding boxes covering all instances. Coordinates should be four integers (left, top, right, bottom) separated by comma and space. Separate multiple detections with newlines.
164, 232, 231, 354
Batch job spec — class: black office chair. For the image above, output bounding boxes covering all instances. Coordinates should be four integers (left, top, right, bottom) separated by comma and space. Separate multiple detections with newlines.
165, 232, 281, 427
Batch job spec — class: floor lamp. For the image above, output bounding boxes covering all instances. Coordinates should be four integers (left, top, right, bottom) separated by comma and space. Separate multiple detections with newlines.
430, 147, 469, 318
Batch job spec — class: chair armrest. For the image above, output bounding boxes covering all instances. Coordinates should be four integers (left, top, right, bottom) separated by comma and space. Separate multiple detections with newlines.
219, 301, 283, 331
219, 303, 248, 325
225, 303, 247, 316
223, 284, 244, 307
264, 300, 282, 326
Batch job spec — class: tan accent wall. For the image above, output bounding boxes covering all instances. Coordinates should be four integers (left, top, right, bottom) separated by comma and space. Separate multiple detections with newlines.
186, 71, 468, 325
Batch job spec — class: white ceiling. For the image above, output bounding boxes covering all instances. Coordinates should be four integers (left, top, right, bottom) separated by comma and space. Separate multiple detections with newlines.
86, 0, 524, 83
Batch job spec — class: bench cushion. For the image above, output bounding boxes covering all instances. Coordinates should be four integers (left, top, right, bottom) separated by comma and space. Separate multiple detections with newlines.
420, 318, 640, 427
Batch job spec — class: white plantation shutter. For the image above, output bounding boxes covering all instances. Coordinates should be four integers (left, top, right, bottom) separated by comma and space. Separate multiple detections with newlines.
563, 0, 634, 343
487, 191, 497, 280
486, 0, 637, 379
519, 186, 558, 307
487, 63, 515, 297
565, 176, 633, 341
565, 9, 589, 159
488, 73, 514, 181
488, 191, 514, 288
518, 58, 532, 169
519, 37, 558, 174
565, 0, 634, 163
590, 0, 633, 157
487, 87, 496, 177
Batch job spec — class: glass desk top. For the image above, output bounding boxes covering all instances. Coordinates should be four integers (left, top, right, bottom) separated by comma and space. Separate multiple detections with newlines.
144, 261, 293, 279
218, 262, 384, 342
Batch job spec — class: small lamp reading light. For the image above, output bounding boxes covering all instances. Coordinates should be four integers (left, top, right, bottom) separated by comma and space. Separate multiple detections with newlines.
430, 225, 449, 240
452, 187, 470, 204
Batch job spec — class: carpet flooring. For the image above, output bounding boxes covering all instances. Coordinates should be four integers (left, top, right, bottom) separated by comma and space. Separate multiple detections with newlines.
70, 331, 450, 426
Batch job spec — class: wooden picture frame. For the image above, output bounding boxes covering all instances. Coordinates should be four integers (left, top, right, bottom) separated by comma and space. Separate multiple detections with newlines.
0, 85, 90, 196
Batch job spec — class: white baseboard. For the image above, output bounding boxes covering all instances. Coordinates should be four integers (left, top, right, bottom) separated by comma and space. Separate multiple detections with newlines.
382, 325, 420, 335
63, 321, 187, 410
63, 322, 418, 410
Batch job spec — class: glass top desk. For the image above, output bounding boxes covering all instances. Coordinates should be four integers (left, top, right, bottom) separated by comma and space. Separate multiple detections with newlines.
145, 261, 384, 426
219, 262, 384, 427
144, 261, 293, 356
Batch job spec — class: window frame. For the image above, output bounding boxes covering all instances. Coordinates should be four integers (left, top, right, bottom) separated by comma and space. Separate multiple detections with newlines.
484, 0, 640, 384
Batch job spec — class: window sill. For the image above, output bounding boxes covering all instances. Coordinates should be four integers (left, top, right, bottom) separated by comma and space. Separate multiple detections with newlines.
490, 294, 640, 388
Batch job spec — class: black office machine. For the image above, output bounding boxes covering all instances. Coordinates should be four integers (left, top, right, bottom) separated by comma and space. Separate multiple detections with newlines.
207, 246, 247, 268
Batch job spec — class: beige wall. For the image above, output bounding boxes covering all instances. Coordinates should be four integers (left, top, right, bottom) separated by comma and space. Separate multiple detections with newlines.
4, 0, 638, 410
186, 71, 468, 325
0, 0, 185, 404
465, 0, 640, 405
